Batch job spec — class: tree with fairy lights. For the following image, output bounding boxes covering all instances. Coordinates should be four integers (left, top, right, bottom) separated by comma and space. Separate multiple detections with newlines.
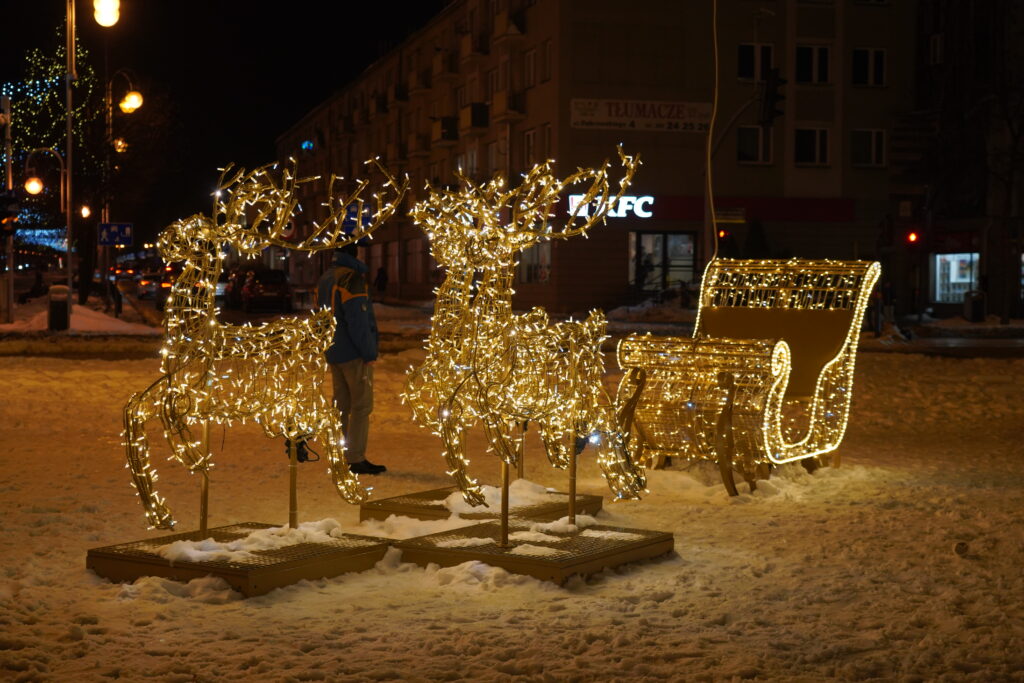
1, 26, 104, 278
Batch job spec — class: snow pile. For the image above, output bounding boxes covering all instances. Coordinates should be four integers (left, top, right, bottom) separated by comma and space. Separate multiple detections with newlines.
345, 513, 476, 540
443, 477, 559, 514
0, 301, 161, 335
0, 351, 1023, 680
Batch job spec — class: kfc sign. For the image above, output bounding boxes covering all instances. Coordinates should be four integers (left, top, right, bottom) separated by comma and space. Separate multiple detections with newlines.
568, 194, 655, 219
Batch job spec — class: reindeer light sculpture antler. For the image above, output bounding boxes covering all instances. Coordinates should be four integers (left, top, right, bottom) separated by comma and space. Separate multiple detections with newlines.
123, 159, 408, 530
403, 147, 646, 508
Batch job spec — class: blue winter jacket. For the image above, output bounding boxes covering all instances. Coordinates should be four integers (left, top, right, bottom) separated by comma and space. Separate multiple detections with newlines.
317, 252, 379, 364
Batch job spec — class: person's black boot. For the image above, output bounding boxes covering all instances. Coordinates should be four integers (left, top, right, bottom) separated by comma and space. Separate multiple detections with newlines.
349, 459, 387, 475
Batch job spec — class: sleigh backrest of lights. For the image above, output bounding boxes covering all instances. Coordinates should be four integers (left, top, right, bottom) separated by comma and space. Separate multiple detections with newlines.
404, 148, 647, 511
123, 160, 408, 530
617, 258, 880, 492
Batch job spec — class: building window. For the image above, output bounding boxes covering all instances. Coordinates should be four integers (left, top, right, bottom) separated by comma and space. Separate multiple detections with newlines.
931, 253, 979, 304
737, 125, 772, 164
795, 45, 830, 84
455, 85, 467, 108
486, 69, 498, 101
737, 43, 774, 81
517, 242, 551, 284
851, 129, 886, 167
406, 239, 424, 284
487, 141, 499, 175
542, 40, 553, 81
852, 48, 886, 86
523, 128, 536, 168
630, 232, 696, 294
465, 145, 478, 176
795, 128, 829, 165
524, 49, 537, 88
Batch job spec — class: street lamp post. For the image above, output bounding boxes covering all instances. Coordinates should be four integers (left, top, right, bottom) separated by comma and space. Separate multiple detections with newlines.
65, 0, 77, 328
102, 69, 142, 291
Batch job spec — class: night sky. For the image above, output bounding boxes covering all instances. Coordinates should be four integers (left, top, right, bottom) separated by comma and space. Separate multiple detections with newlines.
2, 1, 448, 241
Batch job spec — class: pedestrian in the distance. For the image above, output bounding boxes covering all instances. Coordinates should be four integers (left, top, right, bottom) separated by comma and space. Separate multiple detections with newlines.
317, 242, 387, 475
373, 265, 388, 295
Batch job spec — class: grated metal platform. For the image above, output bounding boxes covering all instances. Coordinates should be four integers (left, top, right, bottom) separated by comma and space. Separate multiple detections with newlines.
394, 521, 674, 584
86, 523, 390, 597
359, 486, 604, 523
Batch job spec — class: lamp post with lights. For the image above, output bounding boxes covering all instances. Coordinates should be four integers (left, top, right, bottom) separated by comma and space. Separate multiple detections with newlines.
101, 69, 142, 289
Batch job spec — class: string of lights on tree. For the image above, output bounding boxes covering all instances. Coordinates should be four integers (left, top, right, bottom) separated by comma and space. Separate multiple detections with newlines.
402, 147, 648, 507
1, 27, 103, 240
123, 159, 409, 529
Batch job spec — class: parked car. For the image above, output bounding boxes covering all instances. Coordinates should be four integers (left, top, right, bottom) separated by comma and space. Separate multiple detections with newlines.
241, 269, 293, 313
136, 271, 163, 299
153, 265, 182, 311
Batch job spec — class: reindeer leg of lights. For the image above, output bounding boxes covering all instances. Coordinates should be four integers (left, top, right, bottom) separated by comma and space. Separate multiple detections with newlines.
123, 378, 176, 530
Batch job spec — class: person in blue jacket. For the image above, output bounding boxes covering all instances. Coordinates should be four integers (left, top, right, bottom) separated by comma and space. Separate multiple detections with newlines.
317, 243, 387, 475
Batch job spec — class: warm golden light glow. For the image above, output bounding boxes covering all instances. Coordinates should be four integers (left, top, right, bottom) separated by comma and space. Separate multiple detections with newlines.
80, 205, 91, 218
94, 0, 120, 26
113, 137, 129, 153
122, 159, 409, 529
24, 177, 44, 195
617, 258, 881, 490
403, 147, 647, 506
119, 90, 143, 113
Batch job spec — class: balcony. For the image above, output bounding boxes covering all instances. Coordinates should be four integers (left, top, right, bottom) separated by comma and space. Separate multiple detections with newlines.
430, 116, 458, 147
388, 83, 409, 106
368, 94, 388, 120
458, 102, 490, 136
407, 133, 430, 158
336, 115, 355, 137
385, 141, 407, 165
493, 10, 526, 46
431, 50, 458, 83
408, 68, 432, 95
490, 90, 525, 122
459, 32, 489, 64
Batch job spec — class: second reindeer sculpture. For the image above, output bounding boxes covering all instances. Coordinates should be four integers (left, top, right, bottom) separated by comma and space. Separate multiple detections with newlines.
123, 161, 408, 529
404, 148, 646, 507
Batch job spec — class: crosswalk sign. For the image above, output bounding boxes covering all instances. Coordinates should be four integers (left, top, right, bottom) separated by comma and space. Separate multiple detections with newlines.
99, 223, 133, 246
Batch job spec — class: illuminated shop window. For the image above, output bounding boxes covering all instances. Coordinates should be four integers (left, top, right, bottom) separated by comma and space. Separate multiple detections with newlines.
931, 252, 979, 303
629, 232, 696, 295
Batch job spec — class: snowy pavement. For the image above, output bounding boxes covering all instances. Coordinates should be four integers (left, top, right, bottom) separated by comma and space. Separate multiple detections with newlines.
1, 341, 1022, 680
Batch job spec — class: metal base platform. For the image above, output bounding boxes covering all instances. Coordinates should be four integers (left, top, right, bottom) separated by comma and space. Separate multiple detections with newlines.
359, 486, 604, 523
86, 523, 390, 597
394, 521, 674, 584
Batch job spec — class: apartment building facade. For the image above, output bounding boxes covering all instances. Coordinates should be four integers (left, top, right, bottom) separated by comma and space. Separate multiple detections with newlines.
277, 0, 917, 314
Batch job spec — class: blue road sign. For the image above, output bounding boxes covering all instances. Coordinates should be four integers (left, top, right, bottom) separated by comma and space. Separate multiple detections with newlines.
99, 223, 133, 246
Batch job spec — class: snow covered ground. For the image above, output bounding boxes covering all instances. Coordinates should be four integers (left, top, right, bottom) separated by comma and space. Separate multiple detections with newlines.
1, 313, 1023, 681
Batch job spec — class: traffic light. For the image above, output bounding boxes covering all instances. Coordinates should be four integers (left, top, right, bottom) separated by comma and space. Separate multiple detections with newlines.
758, 67, 786, 128
0, 190, 19, 230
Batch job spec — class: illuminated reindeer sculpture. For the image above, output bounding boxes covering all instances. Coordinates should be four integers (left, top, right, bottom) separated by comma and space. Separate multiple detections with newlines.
404, 149, 646, 513
123, 161, 408, 530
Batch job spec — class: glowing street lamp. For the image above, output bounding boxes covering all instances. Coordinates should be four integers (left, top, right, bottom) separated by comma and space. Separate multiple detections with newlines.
93, 0, 120, 27
80, 205, 91, 219
24, 176, 44, 196
118, 90, 143, 113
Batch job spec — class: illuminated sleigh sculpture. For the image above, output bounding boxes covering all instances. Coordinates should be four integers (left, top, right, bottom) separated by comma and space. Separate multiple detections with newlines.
123, 161, 408, 530
617, 258, 881, 495
403, 149, 647, 526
